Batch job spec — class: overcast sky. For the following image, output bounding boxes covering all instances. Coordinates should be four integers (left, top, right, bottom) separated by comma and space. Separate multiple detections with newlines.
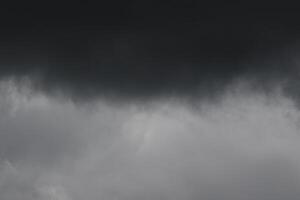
1, 2, 300, 200
0, 78, 299, 200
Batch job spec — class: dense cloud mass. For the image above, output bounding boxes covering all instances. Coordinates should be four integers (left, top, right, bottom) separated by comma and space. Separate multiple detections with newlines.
2, 2, 300, 200
0, 80, 299, 199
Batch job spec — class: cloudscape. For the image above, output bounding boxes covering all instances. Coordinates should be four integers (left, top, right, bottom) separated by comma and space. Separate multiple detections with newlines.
1, 2, 300, 200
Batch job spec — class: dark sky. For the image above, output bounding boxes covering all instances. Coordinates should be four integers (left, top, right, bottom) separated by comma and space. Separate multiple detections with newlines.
0, 2, 299, 99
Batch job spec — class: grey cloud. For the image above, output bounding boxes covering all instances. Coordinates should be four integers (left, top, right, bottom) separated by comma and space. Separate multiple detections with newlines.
0, 80, 300, 199
2, 3, 300, 200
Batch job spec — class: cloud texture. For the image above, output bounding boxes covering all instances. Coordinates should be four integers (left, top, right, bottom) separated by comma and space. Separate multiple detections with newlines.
0, 80, 300, 199
1, 3, 300, 199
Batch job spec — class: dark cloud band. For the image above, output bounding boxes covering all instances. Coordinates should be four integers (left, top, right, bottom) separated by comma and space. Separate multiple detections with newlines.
0, 3, 299, 100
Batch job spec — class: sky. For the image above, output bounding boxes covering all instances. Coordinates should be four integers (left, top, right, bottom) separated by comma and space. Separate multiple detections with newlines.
1, 2, 300, 200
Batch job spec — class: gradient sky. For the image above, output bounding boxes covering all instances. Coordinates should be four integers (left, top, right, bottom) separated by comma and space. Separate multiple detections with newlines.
1, 2, 300, 200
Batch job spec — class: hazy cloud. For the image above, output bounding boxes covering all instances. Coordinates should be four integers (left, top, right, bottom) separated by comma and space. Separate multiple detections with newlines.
0, 80, 300, 199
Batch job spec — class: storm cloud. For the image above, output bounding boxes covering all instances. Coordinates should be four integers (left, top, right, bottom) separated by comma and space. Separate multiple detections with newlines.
1, 2, 300, 200
0, 2, 299, 100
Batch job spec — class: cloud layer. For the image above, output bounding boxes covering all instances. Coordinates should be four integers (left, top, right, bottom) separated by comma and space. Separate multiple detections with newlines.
1, 3, 300, 200
0, 80, 300, 199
